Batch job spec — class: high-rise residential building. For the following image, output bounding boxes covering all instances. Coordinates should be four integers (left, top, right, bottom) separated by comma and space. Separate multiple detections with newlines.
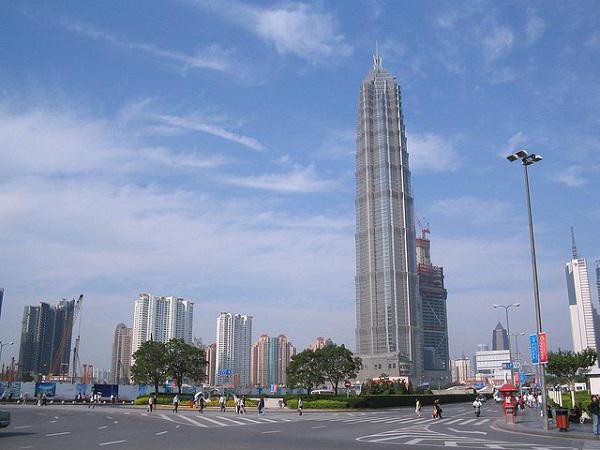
0, 288, 4, 321
308, 336, 333, 351
416, 231, 450, 384
110, 323, 132, 384
215, 312, 252, 386
205, 343, 216, 385
132, 294, 193, 353
566, 230, 600, 352
492, 322, 510, 351
355, 53, 422, 380
250, 334, 296, 386
18, 299, 75, 377
451, 357, 472, 384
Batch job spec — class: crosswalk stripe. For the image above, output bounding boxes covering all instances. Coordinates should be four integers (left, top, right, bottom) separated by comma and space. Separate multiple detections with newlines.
475, 419, 490, 425
159, 414, 176, 423
235, 416, 262, 424
195, 415, 228, 426
443, 418, 464, 425
259, 418, 278, 423
179, 415, 208, 427
215, 416, 247, 425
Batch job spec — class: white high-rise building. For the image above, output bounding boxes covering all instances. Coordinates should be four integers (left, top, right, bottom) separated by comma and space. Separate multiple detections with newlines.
110, 323, 133, 384
215, 312, 252, 386
566, 231, 599, 353
132, 293, 193, 353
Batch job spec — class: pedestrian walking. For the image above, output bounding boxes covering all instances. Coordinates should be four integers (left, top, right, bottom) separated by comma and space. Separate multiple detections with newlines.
199, 396, 205, 413
415, 399, 421, 418
590, 395, 600, 435
219, 395, 226, 412
433, 399, 443, 419
235, 396, 241, 414
472, 398, 482, 417
297, 397, 303, 416
148, 394, 155, 412
258, 396, 265, 416
172, 394, 180, 413
240, 396, 246, 414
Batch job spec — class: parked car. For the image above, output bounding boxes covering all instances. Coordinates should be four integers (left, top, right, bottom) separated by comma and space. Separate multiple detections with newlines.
0, 410, 10, 429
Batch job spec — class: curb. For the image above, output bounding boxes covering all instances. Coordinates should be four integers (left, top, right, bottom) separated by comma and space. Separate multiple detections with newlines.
494, 418, 600, 441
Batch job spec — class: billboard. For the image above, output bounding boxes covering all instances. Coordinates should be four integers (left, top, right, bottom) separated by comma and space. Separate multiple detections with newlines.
35, 382, 56, 397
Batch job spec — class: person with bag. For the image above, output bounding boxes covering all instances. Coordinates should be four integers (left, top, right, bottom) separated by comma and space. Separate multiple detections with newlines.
297, 397, 303, 416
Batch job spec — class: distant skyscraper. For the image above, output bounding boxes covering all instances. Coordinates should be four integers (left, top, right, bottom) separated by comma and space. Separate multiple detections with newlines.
0, 288, 4, 321
250, 334, 296, 386
355, 53, 422, 380
308, 336, 333, 351
132, 294, 193, 353
18, 298, 75, 377
492, 322, 510, 351
205, 343, 216, 385
215, 312, 252, 386
476, 344, 489, 352
566, 230, 599, 352
451, 357, 472, 384
110, 323, 132, 384
416, 231, 450, 384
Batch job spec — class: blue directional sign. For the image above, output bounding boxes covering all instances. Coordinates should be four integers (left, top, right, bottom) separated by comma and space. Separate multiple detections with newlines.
218, 369, 232, 376
530, 333, 539, 365
502, 362, 513, 370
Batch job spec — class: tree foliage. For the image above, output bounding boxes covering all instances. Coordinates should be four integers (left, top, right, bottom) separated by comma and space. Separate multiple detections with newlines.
165, 339, 207, 394
316, 344, 362, 395
131, 340, 168, 393
546, 348, 597, 382
286, 349, 324, 394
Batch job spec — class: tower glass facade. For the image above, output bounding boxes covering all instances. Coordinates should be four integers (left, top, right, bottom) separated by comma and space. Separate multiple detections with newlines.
355, 54, 422, 380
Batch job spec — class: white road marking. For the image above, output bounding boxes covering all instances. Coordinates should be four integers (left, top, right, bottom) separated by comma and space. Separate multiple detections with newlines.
312, 425, 327, 429
443, 418, 464, 425
404, 438, 425, 445
159, 414, 176, 422
13, 425, 33, 429
261, 430, 281, 434
175, 425, 181, 428
447, 427, 487, 435
98, 440, 127, 446
460, 418, 477, 425
179, 415, 208, 427
46, 431, 71, 437
444, 442, 459, 447
113, 421, 118, 424
216, 416, 246, 425
155, 431, 168, 435
106, 416, 114, 420
475, 419, 491, 425
50, 420, 57, 423
54, 416, 59, 419
194, 415, 228, 426
98, 425, 108, 430
259, 418, 278, 423
236, 416, 262, 424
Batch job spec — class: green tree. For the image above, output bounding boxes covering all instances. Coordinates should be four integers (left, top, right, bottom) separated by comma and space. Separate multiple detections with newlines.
316, 344, 362, 396
165, 339, 207, 394
286, 349, 324, 394
546, 348, 597, 407
131, 340, 168, 393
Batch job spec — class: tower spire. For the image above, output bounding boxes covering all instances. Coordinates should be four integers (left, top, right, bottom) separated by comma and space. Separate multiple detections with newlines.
571, 226, 579, 259
373, 41, 382, 69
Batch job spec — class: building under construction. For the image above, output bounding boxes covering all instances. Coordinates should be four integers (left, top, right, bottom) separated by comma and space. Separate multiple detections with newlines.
416, 229, 451, 385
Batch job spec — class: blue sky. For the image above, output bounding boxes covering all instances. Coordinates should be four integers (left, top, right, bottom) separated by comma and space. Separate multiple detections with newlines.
1, 0, 599, 370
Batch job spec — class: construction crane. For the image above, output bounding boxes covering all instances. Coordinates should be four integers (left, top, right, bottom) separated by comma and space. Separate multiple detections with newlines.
415, 213, 430, 240
71, 295, 84, 383
50, 294, 83, 380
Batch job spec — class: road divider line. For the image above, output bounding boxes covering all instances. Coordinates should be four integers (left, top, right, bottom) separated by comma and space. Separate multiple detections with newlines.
155, 431, 168, 435
98, 440, 127, 446
46, 432, 71, 437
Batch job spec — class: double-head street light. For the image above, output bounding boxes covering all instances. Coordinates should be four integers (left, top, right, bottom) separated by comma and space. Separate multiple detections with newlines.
493, 303, 519, 384
506, 148, 548, 430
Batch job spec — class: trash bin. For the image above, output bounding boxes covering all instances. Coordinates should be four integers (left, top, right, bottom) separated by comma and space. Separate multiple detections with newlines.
555, 408, 569, 431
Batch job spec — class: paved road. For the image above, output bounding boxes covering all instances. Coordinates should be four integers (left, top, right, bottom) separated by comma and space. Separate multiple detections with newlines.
0, 401, 593, 449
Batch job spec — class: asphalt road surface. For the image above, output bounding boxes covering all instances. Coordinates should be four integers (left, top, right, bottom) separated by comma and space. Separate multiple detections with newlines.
0, 401, 594, 449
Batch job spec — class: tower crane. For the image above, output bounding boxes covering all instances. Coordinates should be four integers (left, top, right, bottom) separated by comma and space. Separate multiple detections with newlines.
50, 294, 83, 380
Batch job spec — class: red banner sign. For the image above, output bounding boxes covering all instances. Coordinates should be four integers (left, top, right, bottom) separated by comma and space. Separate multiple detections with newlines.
538, 332, 548, 364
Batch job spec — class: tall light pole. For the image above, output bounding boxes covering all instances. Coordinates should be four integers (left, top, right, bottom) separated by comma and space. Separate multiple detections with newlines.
510, 332, 526, 365
506, 149, 548, 430
493, 303, 519, 384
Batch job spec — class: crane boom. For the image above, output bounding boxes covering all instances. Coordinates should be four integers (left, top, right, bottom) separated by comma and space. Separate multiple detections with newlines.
50, 294, 83, 378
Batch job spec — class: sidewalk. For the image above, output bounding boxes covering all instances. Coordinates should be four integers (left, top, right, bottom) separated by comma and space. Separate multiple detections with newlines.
495, 413, 600, 441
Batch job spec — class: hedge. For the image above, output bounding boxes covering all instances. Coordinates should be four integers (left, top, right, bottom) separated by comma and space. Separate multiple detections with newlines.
285, 394, 477, 409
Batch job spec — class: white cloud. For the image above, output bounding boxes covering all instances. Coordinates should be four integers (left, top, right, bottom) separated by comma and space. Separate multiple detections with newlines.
505, 131, 529, 154
429, 197, 512, 225
525, 12, 545, 45
482, 26, 514, 62
188, 1, 352, 63
554, 165, 588, 188
60, 18, 234, 73
223, 165, 337, 193
587, 32, 600, 49
153, 114, 265, 151
407, 133, 460, 172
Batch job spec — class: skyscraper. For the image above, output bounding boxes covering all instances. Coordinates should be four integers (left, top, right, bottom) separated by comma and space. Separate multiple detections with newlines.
355, 53, 422, 380
110, 323, 133, 384
492, 322, 510, 351
215, 312, 252, 386
250, 334, 296, 386
205, 343, 216, 386
18, 299, 75, 377
416, 231, 450, 383
308, 336, 333, 351
132, 294, 193, 353
566, 230, 599, 352
0, 288, 4, 321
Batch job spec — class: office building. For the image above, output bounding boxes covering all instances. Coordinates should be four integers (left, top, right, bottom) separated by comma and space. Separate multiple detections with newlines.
416, 231, 450, 384
110, 323, 132, 384
132, 294, 193, 353
566, 231, 600, 352
0, 288, 3, 321
215, 313, 252, 386
492, 322, 510, 351
308, 336, 333, 351
451, 357, 472, 384
475, 349, 511, 381
355, 53, 422, 380
18, 299, 75, 377
250, 334, 296, 386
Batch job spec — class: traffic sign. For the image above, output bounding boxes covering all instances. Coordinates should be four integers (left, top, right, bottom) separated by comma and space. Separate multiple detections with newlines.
502, 362, 513, 370
218, 369, 232, 376
529, 333, 539, 365
344, 380, 352, 388
538, 332, 548, 364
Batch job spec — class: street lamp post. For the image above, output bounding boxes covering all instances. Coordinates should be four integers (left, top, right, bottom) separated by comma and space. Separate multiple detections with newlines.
0, 341, 14, 380
506, 149, 548, 430
510, 332, 526, 365
493, 303, 519, 384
